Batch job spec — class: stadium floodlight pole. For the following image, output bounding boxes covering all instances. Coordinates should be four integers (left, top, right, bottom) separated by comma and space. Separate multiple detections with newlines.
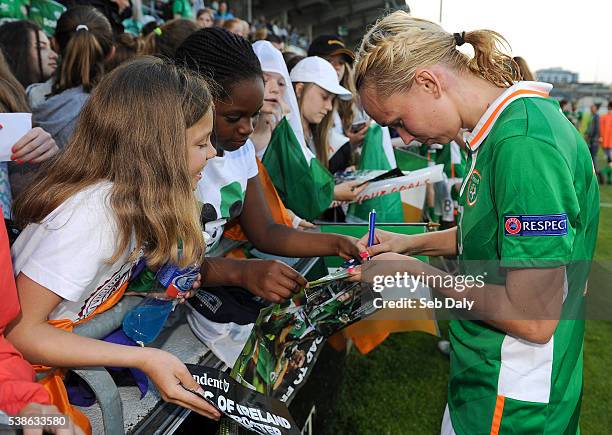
439, 0, 443, 23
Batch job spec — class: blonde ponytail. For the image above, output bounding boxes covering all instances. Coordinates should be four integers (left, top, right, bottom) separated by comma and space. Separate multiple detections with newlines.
355, 11, 519, 97
463, 29, 518, 87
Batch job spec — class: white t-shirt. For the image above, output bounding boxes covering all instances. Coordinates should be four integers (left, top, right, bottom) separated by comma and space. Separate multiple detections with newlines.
11, 182, 141, 323
195, 140, 258, 251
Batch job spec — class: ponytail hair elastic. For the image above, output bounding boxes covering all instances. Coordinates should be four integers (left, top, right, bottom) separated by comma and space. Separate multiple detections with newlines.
76, 24, 89, 32
453, 31, 466, 47
153, 27, 162, 36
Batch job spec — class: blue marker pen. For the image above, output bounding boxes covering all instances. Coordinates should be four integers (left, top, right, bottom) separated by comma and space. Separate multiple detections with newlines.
367, 209, 376, 247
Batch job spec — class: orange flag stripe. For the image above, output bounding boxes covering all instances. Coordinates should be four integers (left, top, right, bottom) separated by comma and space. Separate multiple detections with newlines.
489, 394, 505, 435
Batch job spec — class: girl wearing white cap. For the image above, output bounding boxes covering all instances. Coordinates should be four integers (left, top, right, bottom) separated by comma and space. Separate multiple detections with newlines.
290, 56, 355, 174
307, 35, 371, 154
251, 46, 366, 209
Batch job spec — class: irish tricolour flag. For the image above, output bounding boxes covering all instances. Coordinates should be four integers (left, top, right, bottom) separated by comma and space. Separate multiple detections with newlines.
262, 118, 334, 221
348, 124, 404, 222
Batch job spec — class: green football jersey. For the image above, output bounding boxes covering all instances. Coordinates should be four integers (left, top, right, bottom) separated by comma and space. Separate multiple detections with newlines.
447, 82, 599, 435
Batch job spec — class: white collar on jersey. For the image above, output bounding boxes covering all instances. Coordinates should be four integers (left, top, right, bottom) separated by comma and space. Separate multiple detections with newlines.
465, 81, 553, 152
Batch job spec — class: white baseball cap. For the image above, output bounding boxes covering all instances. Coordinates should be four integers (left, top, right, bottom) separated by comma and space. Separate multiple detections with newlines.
289, 56, 352, 101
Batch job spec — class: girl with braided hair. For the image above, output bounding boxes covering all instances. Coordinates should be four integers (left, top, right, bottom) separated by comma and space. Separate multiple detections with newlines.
174, 27, 361, 366
350, 10, 598, 435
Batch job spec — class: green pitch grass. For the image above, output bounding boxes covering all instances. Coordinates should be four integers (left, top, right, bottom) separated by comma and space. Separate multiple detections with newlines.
327, 183, 612, 435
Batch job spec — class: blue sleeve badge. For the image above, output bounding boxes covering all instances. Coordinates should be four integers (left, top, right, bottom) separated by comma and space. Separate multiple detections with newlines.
504, 214, 568, 236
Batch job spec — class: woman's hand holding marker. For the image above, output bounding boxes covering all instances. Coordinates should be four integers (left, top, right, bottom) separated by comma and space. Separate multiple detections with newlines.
347, 252, 423, 283
356, 229, 415, 257
348, 208, 422, 283
347, 209, 376, 276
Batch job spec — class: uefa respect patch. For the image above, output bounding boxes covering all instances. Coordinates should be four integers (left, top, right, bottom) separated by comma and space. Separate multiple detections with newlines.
504, 214, 568, 236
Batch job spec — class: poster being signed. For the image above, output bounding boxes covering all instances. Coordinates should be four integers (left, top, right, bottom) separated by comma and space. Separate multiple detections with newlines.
231, 273, 378, 404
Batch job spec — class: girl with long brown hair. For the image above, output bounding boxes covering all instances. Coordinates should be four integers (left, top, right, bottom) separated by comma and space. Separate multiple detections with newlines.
307, 35, 370, 158
27, 6, 114, 149
0, 20, 58, 89
7, 57, 220, 432
290, 57, 364, 177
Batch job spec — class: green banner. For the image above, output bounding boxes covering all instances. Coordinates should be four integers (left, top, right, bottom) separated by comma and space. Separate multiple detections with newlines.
394, 147, 429, 172
29, 0, 66, 36
262, 118, 334, 221
348, 124, 404, 223
0, 0, 29, 20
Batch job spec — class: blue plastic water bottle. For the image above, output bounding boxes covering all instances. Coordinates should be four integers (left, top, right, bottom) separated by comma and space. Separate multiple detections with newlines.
122, 263, 199, 344
122, 297, 175, 344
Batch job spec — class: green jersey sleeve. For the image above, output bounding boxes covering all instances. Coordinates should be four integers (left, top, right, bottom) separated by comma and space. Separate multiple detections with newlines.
493, 136, 578, 267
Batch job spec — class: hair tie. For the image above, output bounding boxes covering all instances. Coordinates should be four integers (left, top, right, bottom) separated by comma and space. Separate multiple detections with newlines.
76, 24, 89, 32
453, 31, 466, 47
153, 27, 162, 36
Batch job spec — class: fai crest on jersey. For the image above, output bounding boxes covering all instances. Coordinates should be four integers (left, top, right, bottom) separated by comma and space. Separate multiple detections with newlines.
466, 170, 481, 206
